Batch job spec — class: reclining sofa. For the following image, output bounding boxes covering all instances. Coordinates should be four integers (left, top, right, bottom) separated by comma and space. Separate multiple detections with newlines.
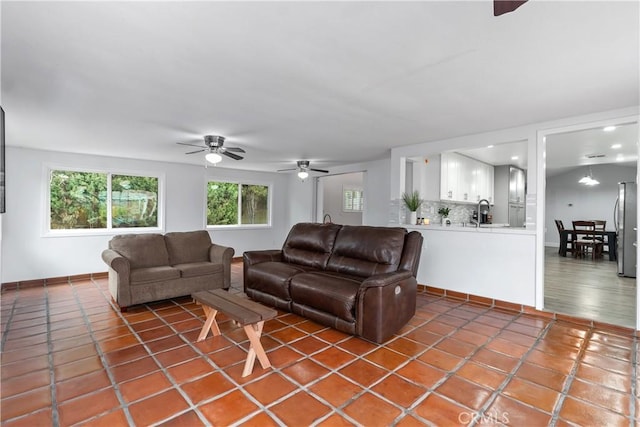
102, 230, 234, 311
243, 223, 423, 343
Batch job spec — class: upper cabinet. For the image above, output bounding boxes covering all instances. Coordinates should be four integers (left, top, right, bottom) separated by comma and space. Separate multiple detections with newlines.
440, 152, 494, 204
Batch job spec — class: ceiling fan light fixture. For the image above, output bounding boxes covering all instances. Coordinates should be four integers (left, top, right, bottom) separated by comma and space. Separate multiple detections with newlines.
205, 152, 222, 164
297, 170, 309, 180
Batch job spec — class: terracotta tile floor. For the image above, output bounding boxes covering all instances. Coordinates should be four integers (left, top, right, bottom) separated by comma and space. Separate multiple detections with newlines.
1, 263, 639, 426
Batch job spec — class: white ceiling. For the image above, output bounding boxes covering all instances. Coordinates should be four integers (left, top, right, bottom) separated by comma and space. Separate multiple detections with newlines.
452, 121, 639, 174
2, 1, 639, 173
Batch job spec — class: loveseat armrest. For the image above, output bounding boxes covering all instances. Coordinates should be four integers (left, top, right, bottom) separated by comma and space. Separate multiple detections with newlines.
101, 249, 131, 309
356, 270, 417, 344
209, 244, 235, 289
102, 249, 130, 277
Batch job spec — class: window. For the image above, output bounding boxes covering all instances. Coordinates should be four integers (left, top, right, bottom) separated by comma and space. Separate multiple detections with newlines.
207, 181, 270, 226
343, 186, 364, 212
48, 169, 161, 232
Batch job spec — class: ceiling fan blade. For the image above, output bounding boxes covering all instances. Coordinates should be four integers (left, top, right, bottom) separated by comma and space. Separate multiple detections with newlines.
277, 168, 296, 172
310, 168, 329, 173
185, 149, 206, 154
493, 0, 527, 16
177, 142, 206, 148
225, 147, 246, 153
221, 151, 243, 161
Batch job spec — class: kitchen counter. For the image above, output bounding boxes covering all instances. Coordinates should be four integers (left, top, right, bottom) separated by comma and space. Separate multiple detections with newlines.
403, 223, 535, 235
396, 222, 537, 306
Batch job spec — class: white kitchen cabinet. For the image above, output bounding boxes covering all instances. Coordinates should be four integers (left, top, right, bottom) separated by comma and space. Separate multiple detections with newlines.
440, 152, 494, 204
440, 152, 459, 201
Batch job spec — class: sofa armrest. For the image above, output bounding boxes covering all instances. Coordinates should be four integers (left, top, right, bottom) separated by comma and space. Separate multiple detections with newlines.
102, 249, 130, 277
356, 270, 417, 343
101, 249, 131, 308
360, 270, 413, 288
243, 250, 283, 266
209, 244, 235, 289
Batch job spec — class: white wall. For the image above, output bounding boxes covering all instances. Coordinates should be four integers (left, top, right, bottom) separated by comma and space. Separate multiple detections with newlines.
320, 173, 363, 226
545, 163, 635, 245
327, 158, 390, 227
2, 147, 291, 282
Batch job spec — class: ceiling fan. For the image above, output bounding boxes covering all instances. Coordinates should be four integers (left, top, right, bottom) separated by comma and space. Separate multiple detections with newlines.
177, 135, 245, 164
278, 160, 329, 180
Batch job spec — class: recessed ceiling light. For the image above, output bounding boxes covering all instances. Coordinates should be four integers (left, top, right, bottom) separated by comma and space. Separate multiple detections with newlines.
611, 143, 622, 149
603, 126, 617, 132
487, 145, 494, 148
511, 156, 519, 160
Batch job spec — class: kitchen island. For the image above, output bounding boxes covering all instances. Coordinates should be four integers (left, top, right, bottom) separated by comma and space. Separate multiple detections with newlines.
402, 223, 536, 307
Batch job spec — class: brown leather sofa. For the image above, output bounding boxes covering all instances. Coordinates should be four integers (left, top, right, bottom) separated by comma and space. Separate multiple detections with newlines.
243, 223, 423, 343
102, 230, 234, 311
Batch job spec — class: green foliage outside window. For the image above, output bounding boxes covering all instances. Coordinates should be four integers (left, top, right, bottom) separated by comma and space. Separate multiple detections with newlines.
241, 184, 268, 225
50, 171, 107, 229
112, 175, 159, 228
207, 181, 269, 226
207, 181, 239, 225
50, 170, 160, 230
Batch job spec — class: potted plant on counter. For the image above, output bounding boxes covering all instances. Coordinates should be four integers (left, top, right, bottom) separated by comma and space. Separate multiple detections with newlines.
402, 191, 423, 225
438, 206, 451, 226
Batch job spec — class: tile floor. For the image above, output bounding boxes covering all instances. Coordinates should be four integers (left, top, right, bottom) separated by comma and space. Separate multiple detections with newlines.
1, 263, 638, 426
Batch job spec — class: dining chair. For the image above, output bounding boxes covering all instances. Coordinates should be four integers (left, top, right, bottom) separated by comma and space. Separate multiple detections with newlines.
572, 220, 603, 260
554, 219, 572, 255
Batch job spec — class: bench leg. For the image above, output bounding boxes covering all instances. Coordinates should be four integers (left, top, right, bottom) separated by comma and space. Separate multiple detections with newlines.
242, 321, 270, 377
197, 305, 221, 342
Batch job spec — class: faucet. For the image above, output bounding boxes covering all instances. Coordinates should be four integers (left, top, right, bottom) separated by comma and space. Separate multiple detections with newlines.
323, 213, 332, 224
473, 199, 491, 227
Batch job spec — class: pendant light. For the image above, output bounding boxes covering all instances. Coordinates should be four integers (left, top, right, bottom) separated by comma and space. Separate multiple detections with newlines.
578, 167, 599, 186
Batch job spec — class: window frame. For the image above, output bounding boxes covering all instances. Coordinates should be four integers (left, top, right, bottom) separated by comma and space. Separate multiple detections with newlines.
43, 164, 165, 237
342, 185, 364, 213
205, 178, 273, 230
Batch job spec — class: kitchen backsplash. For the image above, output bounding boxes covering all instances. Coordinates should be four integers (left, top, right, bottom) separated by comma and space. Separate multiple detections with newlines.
390, 199, 475, 225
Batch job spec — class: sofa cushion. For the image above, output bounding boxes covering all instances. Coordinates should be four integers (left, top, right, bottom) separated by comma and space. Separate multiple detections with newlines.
326, 226, 406, 277
130, 266, 180, 284
245, 261, 310, 301
289, 272, 363, 322
174, 262, 223, 278
165, 231, 212, 265
110, 234, 169, 269
282, 223, 342, 269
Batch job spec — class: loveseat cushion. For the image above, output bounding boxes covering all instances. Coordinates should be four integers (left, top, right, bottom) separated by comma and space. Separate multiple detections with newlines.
289, 272, 363, 322
282, 223, 342, 269
165, 231, 212, 265
245, 262, 310, 301
326, 226, 406, 277
174, 262, 223, 278
110, 234, 169, 269
131, 266, 180, 284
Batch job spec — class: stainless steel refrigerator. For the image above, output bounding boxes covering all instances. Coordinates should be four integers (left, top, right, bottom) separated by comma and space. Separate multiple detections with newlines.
615, 182, 637, 277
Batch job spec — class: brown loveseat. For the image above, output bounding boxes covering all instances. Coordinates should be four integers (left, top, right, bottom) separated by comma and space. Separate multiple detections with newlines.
102, 230, 234, 311
243, 223, 423, 343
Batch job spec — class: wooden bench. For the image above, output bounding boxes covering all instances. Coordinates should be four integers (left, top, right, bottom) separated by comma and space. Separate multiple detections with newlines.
192, 289, 277, 377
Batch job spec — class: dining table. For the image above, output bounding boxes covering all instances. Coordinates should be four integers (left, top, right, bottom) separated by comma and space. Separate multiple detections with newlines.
559, 229, 617, 261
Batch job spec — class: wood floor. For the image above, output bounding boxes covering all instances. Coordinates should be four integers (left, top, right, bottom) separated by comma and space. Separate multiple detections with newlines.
544, 246, 637, 328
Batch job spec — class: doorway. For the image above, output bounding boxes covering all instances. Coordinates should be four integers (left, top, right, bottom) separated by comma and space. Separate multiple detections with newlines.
542, 120, 638, 328
316, 172, 365, 225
